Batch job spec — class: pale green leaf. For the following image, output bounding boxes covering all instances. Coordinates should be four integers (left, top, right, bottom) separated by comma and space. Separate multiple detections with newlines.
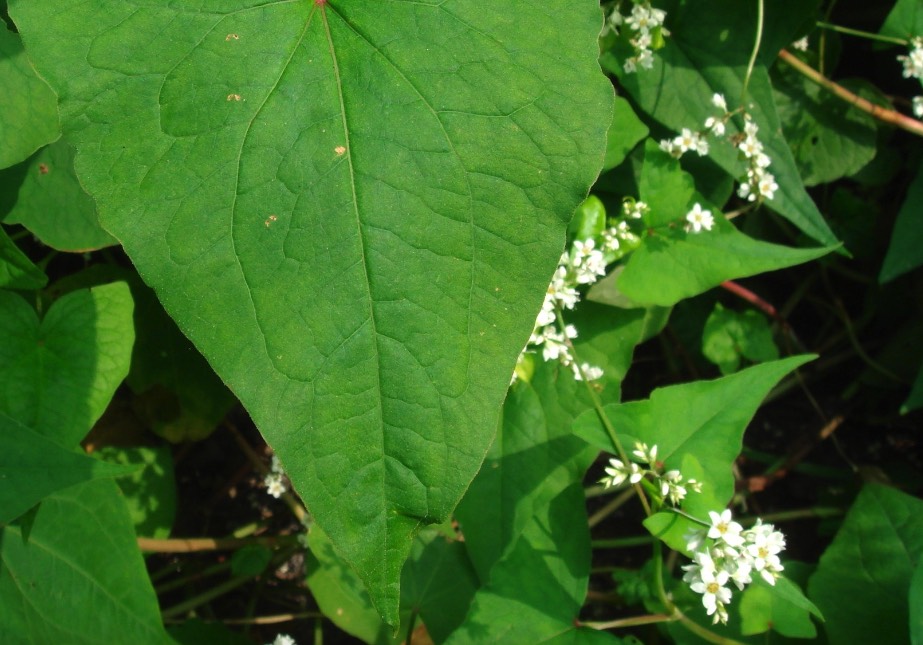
739, 577, 821, 638
604, 95, 648, 171
94, 445, 176, 539
808, 484, 923, 645
1, 141, 117, 252
0, 23, 58, 169
0, 412, 136, 525
10, 1, 612, 622
0, 282, 134, 446
0, 479, 173, 644
881, 0, 923, 40
702, 303, 779, 375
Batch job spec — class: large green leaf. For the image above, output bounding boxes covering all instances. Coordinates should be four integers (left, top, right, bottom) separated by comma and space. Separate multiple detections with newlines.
9, 1, 612, 622
880, 161, 923, 283
0, 282, 134, 446
0, 411, 136, 525
0, 23, 58, 170
0, 479, 172, 644
604, 0, 837, 245
574, 356, 811, 550
446, 484, 623, 644
881, 0, 923, 39
0, 225, 46, 290
808, 484, 923, 645
1, 141, 117, 252
457, 303, 667, 580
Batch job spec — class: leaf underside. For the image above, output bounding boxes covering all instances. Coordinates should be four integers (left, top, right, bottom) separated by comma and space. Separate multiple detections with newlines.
10, 0, 612, 621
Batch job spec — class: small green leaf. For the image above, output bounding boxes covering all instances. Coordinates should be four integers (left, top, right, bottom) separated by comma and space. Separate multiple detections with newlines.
638, 140, 695, 227
702, 303, 778, 375
0, 282, 134, 446
773, 66, 878, 187
881, 0, 923, 40
0, 412, 136, 525
569, 195, 607, 241
0, 479, 172, 644
0, 225, 46, 290
880, 162, 923, 283
574, 356, 813, 506
617, 217, 834, 307
1, 141, 117, 252
0, 23, 59, 170
446, 485, 624, 645
93, 445, 176, 539
604, 96, 648, 171
808, 484, 923, 645
231, 544, 273, 577
739, 577, 821, 638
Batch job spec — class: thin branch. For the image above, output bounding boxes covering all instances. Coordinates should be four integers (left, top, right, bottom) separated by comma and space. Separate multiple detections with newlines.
778, 49, 923, 137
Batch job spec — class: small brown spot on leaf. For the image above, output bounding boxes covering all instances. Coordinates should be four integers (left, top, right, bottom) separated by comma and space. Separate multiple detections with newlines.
227, 93, 242, 102
264, 214, 278, 228
38, 163, 49, 175
225, 33, 240, 41
334, 145, 346, 156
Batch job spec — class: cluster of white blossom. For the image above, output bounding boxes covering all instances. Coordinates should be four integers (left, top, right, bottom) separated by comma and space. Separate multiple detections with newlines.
605, 2, 668, 73
683, 513, 787, 624
791, 36, 810, 52
266, 635, 296, 645
897, 38, 923, 118
264, 454, 288, 499
516, 215, 640, 384
601, 442, 787, 625
660, 93, 779, 203
600, 442, 703, 506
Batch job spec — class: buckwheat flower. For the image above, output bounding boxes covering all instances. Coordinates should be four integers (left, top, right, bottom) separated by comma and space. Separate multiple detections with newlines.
704, 116, 726, 137
636, 49, 655, 70
574, 362, 604, 382
685, 203, 714, 233
792, 36, 809, 51
660, 469, 687, 505
708, 509, 745, 547
757, 172, 779, 200
898, 38, 923, 79
264, 472, 287, 499
271, 635, 296, 645
914, 96, 923, 118
659, 138, 679, 157
270, 454, 283, 474
724, 557, 753, 591
744, 520, 787, 584
738, 135, 763, 159
623, 57, 638, 74
632, 442, 658, 464
674, 128, 697, 153
627, 3, 655, 33
712, 93, 727, 112
601, 458, 644, 488
684, 527, 707, 554
688, 552, 732, 624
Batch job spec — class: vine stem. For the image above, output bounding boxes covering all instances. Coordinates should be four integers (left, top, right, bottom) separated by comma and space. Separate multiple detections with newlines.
553, 305, 651, 517
138, 535, 294, 553
778, 49, 923, 137
816, 20, 907, 46
741, 0, 765, 104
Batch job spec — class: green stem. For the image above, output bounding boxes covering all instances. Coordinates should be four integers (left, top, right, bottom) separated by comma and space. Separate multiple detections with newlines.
314, 617, 324, 645
588, 487, 636, 528
583, 613, 673, 630
405, 609, 418, 645
592, 535, 656, 549
665, 506, 711, 527
741, 0, 765, 104
816, 20, 907, 46
161, 576, 253, 619
742, 507, 843, 525
155, 560, 232, 594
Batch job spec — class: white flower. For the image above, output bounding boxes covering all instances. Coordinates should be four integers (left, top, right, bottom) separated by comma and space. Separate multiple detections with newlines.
685, 203, 714, 233
574, 362, 604, 382
712, 93, 727, 112
792, 36, 809, 51
898, 38, 923, 79
601, 458, 644, 488
687, 551, 732, 623
660, 469, 688, 505
684, 528, 707, 553
632, 442, 658, 464
271, 635, 296, 645
704, 116, 725, 137
708, 509, 745, 547
757, 172, 779, 200
264, 473, 287, 499
914, 96, 923, 118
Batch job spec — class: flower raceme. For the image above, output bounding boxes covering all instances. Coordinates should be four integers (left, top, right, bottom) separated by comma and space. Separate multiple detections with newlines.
600, 442, 787, 625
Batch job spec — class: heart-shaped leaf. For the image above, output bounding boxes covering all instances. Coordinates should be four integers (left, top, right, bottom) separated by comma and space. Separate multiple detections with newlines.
13, 0, 613, 620
0, 282, 134, 446
0, 225, 46, 290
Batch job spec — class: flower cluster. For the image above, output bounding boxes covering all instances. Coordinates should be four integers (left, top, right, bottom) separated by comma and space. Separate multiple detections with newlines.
516, 212, 641, 384
266, 635, 296, 645
264, 454, 288, 499
659, 128, 709, 158
897, 38, 923, 118
605, 2, 669, 73
683, 513, 787, 624
600, 442, 702, 506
